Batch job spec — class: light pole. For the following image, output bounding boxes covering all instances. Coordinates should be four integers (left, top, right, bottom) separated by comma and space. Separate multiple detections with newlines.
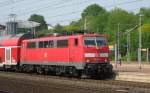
115, 43, 117, 68
116, 23, 133, 64
114, 23, 140, 68
138, 14, 143, 69
125, 24, 139, 63
117, 23, 120, 63
84, 17, 87, 30
127, 33, 130, 63
147, 48, 149, 62
82, 12, 87, 31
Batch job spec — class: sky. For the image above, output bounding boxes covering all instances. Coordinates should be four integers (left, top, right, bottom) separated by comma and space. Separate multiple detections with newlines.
0, 0, 149, 26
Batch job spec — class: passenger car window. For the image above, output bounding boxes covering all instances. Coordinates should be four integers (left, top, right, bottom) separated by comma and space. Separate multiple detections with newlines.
27, 42, 36, 48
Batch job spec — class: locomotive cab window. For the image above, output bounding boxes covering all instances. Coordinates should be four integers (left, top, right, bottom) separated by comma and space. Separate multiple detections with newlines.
27, 42, 36, 48
84, 37, 95, 47
96, 37, 106, 46
84, 37, 106, 47
57, 40, 68, 48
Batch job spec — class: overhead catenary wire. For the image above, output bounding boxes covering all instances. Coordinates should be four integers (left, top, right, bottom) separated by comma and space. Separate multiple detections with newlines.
3, 0, 146, 18
17, 0, 89, 17
44, 0, 148, 24
0, 0, 26, 8
0, 0, 149, 25
19, 0, 146, 18
41, 0, 147, 20
0, 0, 89, 22
48, 18, 80, 24
39, 0, 149, 21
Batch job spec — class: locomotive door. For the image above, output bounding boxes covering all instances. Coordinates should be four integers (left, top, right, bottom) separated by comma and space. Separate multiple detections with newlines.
69, 38, 74, 62
69, 38, 77, 62
5, 47, 11, 64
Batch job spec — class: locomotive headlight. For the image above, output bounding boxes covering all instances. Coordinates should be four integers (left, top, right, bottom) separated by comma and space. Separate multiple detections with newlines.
86, 59, 90, 62
84, 53, 95, 57
104, 59, 108, 62
99, 53, 108, 57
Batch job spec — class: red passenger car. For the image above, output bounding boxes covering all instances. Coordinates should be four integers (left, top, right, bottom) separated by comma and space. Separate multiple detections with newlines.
0, 34, 32, 68
0, 34, 23, 67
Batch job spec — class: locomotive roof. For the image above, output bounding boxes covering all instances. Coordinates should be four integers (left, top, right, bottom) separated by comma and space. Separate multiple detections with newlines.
0, 34, 32, 46
23, 34, 107, 42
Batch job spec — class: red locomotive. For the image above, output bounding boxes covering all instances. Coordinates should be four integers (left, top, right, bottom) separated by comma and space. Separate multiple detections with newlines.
0, 33, 113, 79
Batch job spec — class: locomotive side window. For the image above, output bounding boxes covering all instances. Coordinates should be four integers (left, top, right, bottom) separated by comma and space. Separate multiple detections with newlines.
38, 40, 55, 48
39, 41, 44, 48
44, 41, 49, 48
27, 42, 36, 48
57, 40, 68, 48
74, 38, 78, 46
49, 40, 54, 48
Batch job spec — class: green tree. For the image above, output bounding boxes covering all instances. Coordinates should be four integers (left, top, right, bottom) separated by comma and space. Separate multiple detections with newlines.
81, 4, 107, 33
28, 14, 48, 31
54, 24, 65, 33
37, 29, 53, 37
106, 8, 138, 42
64, 20, 81, 31
141, 24, 150, 48
138, 8, 150, 48
106, 8, 138, 58
139, 8, 150, 61
81, 4, 106, 18
140, 8, 150, 23
88, 12, 109, 33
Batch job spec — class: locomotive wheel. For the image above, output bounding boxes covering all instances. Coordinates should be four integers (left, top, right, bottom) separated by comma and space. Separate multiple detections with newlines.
43, 66, 50, 75
22, 65, 27, 72
26, 65, 34, 73
66, 67, 81, 78
72, 68, 82, 78
15, 66, 22, 72
55, 67, 61, 76
36, 66, 43, 74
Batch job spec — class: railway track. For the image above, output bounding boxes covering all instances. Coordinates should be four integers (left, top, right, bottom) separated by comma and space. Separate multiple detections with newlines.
0, 71, 149, 93
1, 71, 149, 88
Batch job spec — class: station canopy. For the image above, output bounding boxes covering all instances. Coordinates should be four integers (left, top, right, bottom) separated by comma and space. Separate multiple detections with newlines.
17, 21, 40, 28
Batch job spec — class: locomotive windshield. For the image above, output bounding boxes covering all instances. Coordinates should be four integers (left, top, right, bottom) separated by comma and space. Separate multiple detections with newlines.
84, 37, 106, 47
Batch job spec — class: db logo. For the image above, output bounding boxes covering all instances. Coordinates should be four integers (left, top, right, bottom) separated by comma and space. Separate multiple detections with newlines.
44, 53, 48, 58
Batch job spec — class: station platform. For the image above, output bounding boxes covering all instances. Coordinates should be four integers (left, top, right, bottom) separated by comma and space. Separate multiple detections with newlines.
112, 62, 150, 83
